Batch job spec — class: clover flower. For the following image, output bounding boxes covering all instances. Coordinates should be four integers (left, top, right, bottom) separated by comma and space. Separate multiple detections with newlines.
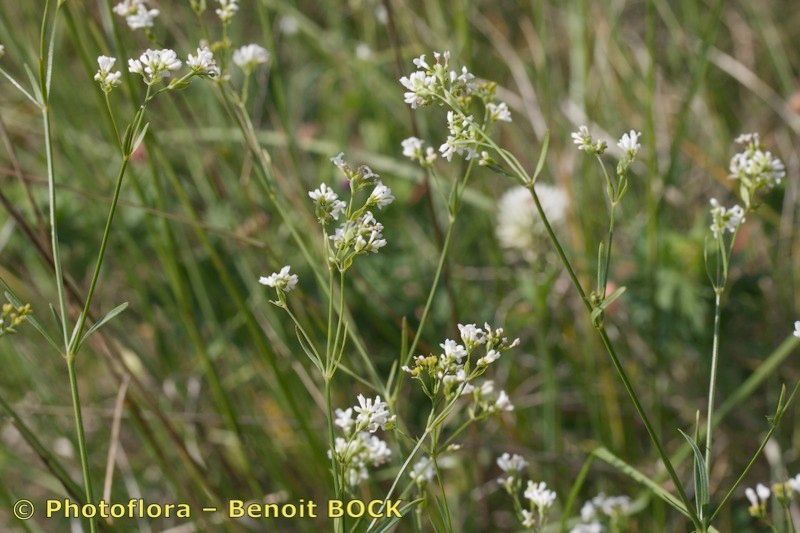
215, 0, 239, 23
496, 184, 569, 263
329, 432, 392, 487
368, 181, 395, 209
729, 133, 785, 207
0, 303, 32, 337
745, 483, 770, 518
409, 456, 435, 486
233, 44, 270, 72
259, 265, 298, 293
708, 198, 745, 240
308, 183, 347, 223
401, 136, 438, 167
571, 125, 607, 155
128, 49, 182, 85
186, 46, 220, 78
94, 56, 122, 93
113, 0, 159, 30
487, 101, 512, 122
353, 394, 395, 433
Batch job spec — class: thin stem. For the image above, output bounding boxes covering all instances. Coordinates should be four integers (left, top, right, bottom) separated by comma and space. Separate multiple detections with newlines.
705, 290, 722, 469
66, 355, 96, 533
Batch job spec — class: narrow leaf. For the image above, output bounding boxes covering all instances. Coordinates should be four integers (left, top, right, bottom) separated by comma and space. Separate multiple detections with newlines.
678, 429, 710, 519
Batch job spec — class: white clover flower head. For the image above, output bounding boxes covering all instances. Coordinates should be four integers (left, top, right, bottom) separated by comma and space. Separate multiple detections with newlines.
308, 183, 347, 223
401, 136, 437, 167
729, 132, 785, 207
617, 130, 641, 157
497, 452, 528, 473
353, 394, 394, 432
233, 44, 270, 72
794, 321, 800, 339
708, 197, 745, 240
187, 46, 220, 78
409, 455, 435, 485
496, 184, 569, 262
334, 408, 355, 435
113, 0, 159, 30
368, 181, 395, 209
128, 49, 182, 85
215, 0, 239, 23
525, 480, 557, 512
571, 125, 606, 154
258, 265, 298, 293
487, 101, 512, 122
94, 56, 122, 92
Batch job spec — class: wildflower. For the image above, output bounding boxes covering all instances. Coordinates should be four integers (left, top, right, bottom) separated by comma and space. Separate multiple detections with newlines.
330, 432, 392, 487
571, 125, 606, 154
494, 390, 514, 412
591, 494, 632, 517
745, 483, 770, 518
334, 408, 355, 435
186, 46, 220, 78
458, 323, 486, 349
330, 152, 346, 169
617, 130, 641, 158
233, 44, 270, 72
399, 70, 436, 109
787, 474, 800, 493
496, 452, 527, 492
0, 303, 32, 337
330, 211, 387, 261
440, 339, 467, 363
259, 265, 298, 293
708, 198, 745, 239
94, 56, 122, 93
128, 49, 182, 85
353, 394, 394, 432
308, 183, 347, 223
215, 0, 239, 23
487, 101, 512, 122
496, 184, 569, 262
409, 456, 435, 486
279, 15, 299, 35
794, 322, 800, 339
439, 111, 479, 161
368, 181, 395, 209
401, 136, 437, 167
113, 0, 159, 30
523, 481, 557, 528
729, 133, 786, 207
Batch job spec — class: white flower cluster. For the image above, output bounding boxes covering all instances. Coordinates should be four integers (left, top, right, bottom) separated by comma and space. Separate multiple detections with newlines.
729, 133, 786, 207
330, 395, 394, 487
495, 453, 556, 530
122, 46, 218, 87
216, 0, 239, 22
402, 323, 519, 400
94, 56, 122, 93
113, 0, 159, 30
744, 476, 800, 520
409, 455, 435, 486
708, 198, 745, 240
400, 51, 512, 164
496, 452, 528, 493
233, 44, 270, 73
400, 136, 437, 167
496, 184, 569, 262
571, 125, 606, 155
128, 49, 182, 84
571, 493, 632, 532
259, 266, 298, 295
187, 46, 221, 78
312, 154, 394, 271
463, 379, 514, 417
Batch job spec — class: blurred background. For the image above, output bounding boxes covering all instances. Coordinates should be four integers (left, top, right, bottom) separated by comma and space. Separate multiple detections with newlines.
1, 0, 799, 530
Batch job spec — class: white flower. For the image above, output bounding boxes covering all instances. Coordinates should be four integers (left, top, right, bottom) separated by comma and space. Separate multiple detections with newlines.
477, 349, 500, 367
330, 152, 346, 168
187, 46, 220, 78
496, 184, 569, 261
215, 0, 239, 22
258, 265, 298, 292
353, 394, 393, 432
128, 49, 182, 84
525, 480, 557, 510
494, 390, 514, 412
487, 101, 512, 122
368, 181, 395, 209
439, 111, 479, 161
233, 44, 270, 72
412, 54, 429, 70
745, 483, 770, 517
617, 130, 641, 157
401, 136, 437, 166
591, 494, 632, 517
334, 408, 355, 435
330, 432, 391, 487
309, 183, 347, 221
571, 125, 606, 154
409, 456, 435, 485
113, 0, 159, 30
497, 452, 528, 473
458, 323, 485, 348
787, 474, 800, 493
399, 70, 436, 109
729, 133, 785, 206
709, 198, 745, 239
440, 339, 467, 363
94, 56, 122, 92
521, 509, 537, 528
279, 15, 299, 35
794, 322, 800, 339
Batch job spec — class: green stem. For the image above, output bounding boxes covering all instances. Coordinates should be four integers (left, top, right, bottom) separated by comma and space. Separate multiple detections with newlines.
704, 290, 722, 469
66, 355, 96, 533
